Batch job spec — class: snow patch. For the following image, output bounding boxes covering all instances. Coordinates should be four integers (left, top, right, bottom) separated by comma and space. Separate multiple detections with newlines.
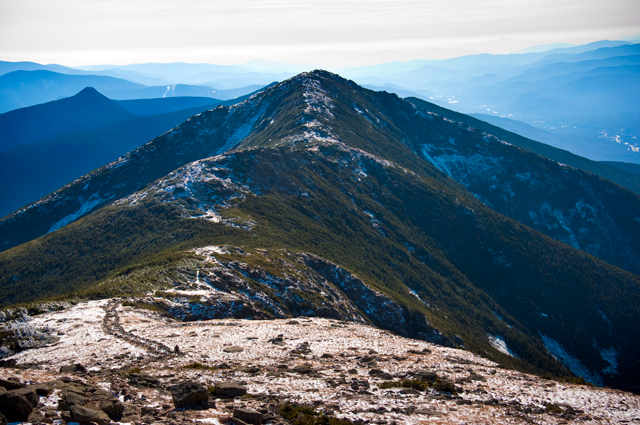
596, 344, 618, 376
542, 335, 603, 386
48, 194, 104, 233
488, 335, 518, 358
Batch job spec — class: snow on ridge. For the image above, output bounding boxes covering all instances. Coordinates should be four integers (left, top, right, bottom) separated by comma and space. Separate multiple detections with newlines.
113, 157, 257, 230
104, 154, 130, 170
48, 193, 106, 233
301, 76, 335, 120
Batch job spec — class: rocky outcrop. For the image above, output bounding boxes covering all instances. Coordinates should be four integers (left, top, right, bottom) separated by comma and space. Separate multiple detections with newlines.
0, 387, 38, 421
168, 381, 212, 409
214, 382, 247, 398
70, 405, 112, 425
300, 253, 454, 347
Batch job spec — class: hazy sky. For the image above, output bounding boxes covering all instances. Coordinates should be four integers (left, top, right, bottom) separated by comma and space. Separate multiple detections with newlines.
1, 0, 639, 67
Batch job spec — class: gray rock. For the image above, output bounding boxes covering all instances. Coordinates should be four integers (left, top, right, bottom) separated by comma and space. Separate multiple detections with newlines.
0, 413, 5, 425
292, 364, 314, 374
27, 410, 49, 424
214, 382, 247, 398
61, 410, 73, 423
414, 408, 442, 416
234, 407, 263, 425
71, 405, 111, 425
240, 366, 261, 374
0, 378, 23, 390
60, 363, 86, 373
128, 373, 162, 388
407, 348, 431, 355
368, 369, 392, 380
412, 369, 438, 382
33, 383, 55, 396
223, 346, 244, 353
168, 381, 210, 409
122, 404, 140, 417
359, 355, 377, 363
96, 398, 125, 420
0, 360, 16, 368
268, 335, 285, 346
141, 406, 159, 416
0, 387, 39, 421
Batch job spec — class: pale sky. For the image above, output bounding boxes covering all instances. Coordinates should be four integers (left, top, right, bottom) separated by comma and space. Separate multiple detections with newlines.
1, 0, 639, 67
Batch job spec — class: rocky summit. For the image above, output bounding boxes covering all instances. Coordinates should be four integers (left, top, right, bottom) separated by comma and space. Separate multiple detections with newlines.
1, 300, 639, 425
1, 70, 640, 403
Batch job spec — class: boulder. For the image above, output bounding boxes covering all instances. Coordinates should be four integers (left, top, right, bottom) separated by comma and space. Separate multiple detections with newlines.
0, 378, 23, 390
469, 373, 486, 382
414, 408, 442, 416
240, 366, 261, 374
27, 410, 48, 424
97, 399, 125, 420
223, 346, 244, 353
368, 369, 392, 380
168, 381, 211, 409
413, 369, 438, 382
359, 355, 377, 363
59, 364, 86, 373
61, 410, 73, 423
70, 405, 111, 425
214, 382, 247, 398
0, 387, 39, 421
234, 407, 263, 425
0, 359, 17, 368
52, 380, 125, 420
128, 373, 162, 388
292, 364, 314, 374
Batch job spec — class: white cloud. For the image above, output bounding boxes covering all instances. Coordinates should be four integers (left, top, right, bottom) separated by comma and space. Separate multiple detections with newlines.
1, 0, 639, 66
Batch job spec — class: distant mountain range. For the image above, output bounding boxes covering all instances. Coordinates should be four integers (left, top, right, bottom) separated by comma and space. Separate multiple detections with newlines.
0, 69, 270, 113
346, 42, 640, 163
0, 86, 268, 217
1, 71, 639, 393
3, 38, 639, 165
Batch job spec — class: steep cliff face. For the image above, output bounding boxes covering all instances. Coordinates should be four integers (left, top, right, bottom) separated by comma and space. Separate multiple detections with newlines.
1, 71, 640, 392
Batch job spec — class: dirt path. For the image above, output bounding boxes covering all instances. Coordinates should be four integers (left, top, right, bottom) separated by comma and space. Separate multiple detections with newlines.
101, 299, 178, 357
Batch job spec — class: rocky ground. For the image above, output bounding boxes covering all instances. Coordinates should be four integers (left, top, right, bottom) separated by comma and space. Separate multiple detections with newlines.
1, 299, 639, 424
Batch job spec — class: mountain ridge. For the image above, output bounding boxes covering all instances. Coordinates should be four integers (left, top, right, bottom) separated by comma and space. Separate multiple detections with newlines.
1, 70, 639, 392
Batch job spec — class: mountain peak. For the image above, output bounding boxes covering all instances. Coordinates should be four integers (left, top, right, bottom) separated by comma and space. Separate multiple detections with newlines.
72, 86, 110, 100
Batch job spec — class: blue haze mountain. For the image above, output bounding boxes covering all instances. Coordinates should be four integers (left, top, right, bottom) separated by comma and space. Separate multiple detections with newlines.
0, 87, 269, 217
0, 70, 266, 113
